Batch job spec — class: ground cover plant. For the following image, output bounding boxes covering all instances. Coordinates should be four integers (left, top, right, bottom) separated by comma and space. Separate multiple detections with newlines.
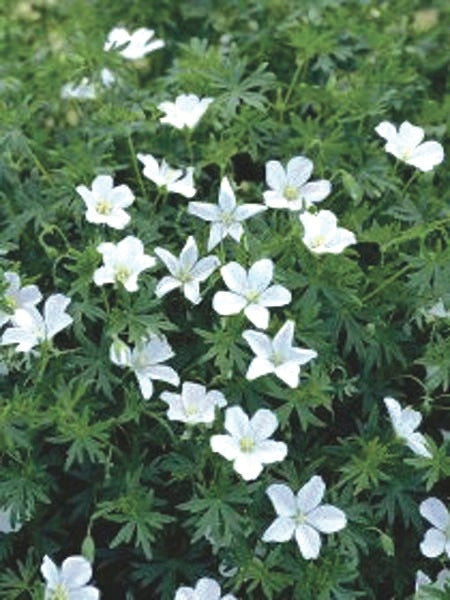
0, 0, 449, 598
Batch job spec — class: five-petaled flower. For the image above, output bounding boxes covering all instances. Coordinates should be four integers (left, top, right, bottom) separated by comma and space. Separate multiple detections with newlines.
104, 27, 164, 60
41, 554, 99, 600
0, 272, 42, 327
137, 153, 196, 198
375, 120, 444, 172
154, 236, 219, 304
262, 476, 347, 560
188, 177, 266, 250
210, 406, 287, 481
300, 210, 356, 255
419, 497, 450, 559
213, 259, 291, 329
161, 381, 227, 425
158, 93, 214, 130
242, 320, 317, 387
174, 577, 237, 600
94, 236, 156, 292
110, 335, 179, 400
76, 174, 134, 229
1, 294, 73, 353
383, 397, 431, 458
263, 156, 331, 211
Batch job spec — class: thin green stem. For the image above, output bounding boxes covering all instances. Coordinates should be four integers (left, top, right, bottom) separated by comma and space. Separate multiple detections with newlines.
362, 264, 411, 302
127, 134, 146, 199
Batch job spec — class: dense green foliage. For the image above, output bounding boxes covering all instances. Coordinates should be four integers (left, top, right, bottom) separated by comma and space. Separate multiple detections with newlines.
1, 0, 449, 598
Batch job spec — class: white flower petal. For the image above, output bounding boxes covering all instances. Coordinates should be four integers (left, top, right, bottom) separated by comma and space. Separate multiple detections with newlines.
244, 304, 270, 329
242, 330, 272, 357
188, 202, 220, 222
272, 320, 295, 354
220, 262, 248, 293
259, 285, 291, 308
246, 357, 274, 380
234, 204, 267, 221
233, 453, 263, 480
218, 177, 236, 212
41, 556, 59, 587
146, 365, 179, 387
155, 276, 181, 298
248, 259, 273, 292
407, 433, 432, 458
70, 587, 99, 600
207, 223, 226, 251
262, 516, 296, 542
210, 434, 240, 461
183, 281, 201, 304
306, 505, 347, 533
135, 373, 154, 399
195, 578, 222, 600
224, 405, 249, 438
420, 528, 446, 558
297, 475, 326, 513
266, 484, 296, 517
61, 556, 92, 588
190, 256, 219, 282
154, 248, 179, 276
274, 362, 300, 388
253, 440, 287, 464
266, 160, 286, 190
300, 180, 331, 206
375, 121, 397, 142
286, 156, 313, 187
213, 291, 247, 316
408, 141, 445, 172
420, 498, 449, 530
250, 409, 279, 440
295, 523, 322, 559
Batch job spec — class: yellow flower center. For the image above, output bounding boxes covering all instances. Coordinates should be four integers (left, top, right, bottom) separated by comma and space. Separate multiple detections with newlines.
3, 295, 17, 313
221, 211, 235, 226
239, 436, 255, 453
186, 405, 198, 416
310, 235, 326, 248
50, 584, 69, 600
271, 351, 285, 366
295, 510, 306, 525
96, 198, 112, 215
115, 266, 131, 284
177, 270, 193, 284
245, 290, 260, 303
283, 185, 299, 201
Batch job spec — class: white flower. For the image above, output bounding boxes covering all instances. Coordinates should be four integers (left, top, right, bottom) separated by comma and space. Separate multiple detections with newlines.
154, 236, 219, 304
300, 210, 356, 254
375, 121, 444, 172
242, 320, 317, 388
416, 569, 450, 592
426, 299, 450, 320
262, 476, 347, 560
100, 67, 116, 88
110, 334, 179, 400
1, 294, 73, 352
212, 259, 291, 329
158, 93, 213, 130
188, 177, 266, 250
137, 153, 196, 198
0, 506, 22, 534
41, 554, 99, 600
0, 272, 42, 327
160, 381, 226, 425
263, 156, 331, 211
60, 78, 97, 100
383, 397, 431, 458
419, 497, 450, 558
174, 577, 236, 600
94, 236, 155, 292
76, 174, 134, 229
210, 406, 287, 481
104, 27, 164, 60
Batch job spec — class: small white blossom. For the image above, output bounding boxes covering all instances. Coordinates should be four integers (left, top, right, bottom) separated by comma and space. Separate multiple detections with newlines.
94, 236, 155, 292
419, 497, 450, 559
61, 77, 97, 100
263, 156, 331, 211
188, 177, 266, 250
0, 272, 42, 327
41, 555, 99, 600
212, 259, 291, 329
1, 294, 72, 352
243, 320, 317, 388
174, 577, 236, 600
416, 569, 450, 592
160, 381, 226, 425
76, 174, 134, 229
137, 153, 196, 198
384, 397, 431, 458
0, 506, 22, 534
110, 335, 179, 400
262, 476, 347, 560
300, 210, 356, 254
154, 236, 219, 304
375, 121, 444, 172
158, 93, 213, 130
104, 27, 164, 60
210, 406, 287, 481
426, 299, 450, 320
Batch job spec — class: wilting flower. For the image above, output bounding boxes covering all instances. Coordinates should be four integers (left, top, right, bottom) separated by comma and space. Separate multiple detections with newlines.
300, 210, 356, 254
375, 120, 444, 172
104, 27, 164, 60
419, 497, 450, 558
263, 156, 331, 211
174, 577, 236, 600
212, 259, 291, 329
383, 397, 431, 458
188, 177, 266, 250
210, 406, 287, 481
242, 320, 317, 387
110, 335, 179, 400
94, 236, 155, 292
416, 569, 450, 593
263, 476, 347, 560
160, 381, 227, 425
154, 236, 219, 304
0, 272, 42, 327
1, 294, 73, 352
137, 153, 196, 198
76, 174, 134, 229
41, 555, 99, 600
158, 93, 213, 129
60, 78, 97, 100
0, 506, 22, 534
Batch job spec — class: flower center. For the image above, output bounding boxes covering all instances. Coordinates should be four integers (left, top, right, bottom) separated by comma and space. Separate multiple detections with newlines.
3, 295, 18, 313
310, 235, 326, 248
245, 289, 260, 303
239, 436, 255, 453
50, 584, 70, 600
271, 351, 285, 366
295, 510, 306, 525
220, 211, 235, 227
96, 198, 112, 215
283, 185, 299, 201
115, 265, 131, 284
177, 269, 193, 284
186, 405, 198, 416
